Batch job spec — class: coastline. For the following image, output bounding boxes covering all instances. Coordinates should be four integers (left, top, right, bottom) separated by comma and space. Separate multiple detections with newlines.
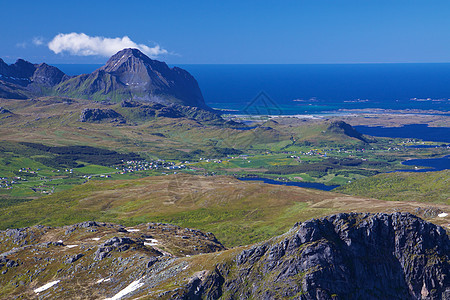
222, 108, 450, 128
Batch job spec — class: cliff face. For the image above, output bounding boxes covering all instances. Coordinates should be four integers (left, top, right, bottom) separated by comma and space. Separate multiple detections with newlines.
177, 213, 449, 300
0, 49, 209, 110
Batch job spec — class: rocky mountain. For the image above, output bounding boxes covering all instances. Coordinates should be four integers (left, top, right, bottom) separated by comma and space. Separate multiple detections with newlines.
0, 213, 448, 299
0, 49, 209, 110
0, 58, 67, 99
171, 212, 449, 300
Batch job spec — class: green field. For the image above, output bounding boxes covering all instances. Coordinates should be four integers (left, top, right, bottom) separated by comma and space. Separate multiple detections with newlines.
1, 174, 448, 247
335, 170, 450, 205
1, 97, 449, 246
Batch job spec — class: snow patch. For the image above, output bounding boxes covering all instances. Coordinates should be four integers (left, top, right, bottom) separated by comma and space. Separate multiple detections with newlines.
144, 238, 159, 246
91, 237, 101, 241
104, 278, 144, 300
96, 278, 111, 284
126, 228, 140, 232
34, 280, 60, 293
112, 54, 126, 69
438, 213, 448, 218
66, 245, 78, 248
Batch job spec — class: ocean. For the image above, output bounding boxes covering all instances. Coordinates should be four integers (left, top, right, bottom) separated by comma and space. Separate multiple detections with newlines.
55, 63, 450, 115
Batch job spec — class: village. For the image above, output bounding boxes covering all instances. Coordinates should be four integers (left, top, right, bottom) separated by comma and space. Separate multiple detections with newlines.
0, 138, 445, 198
0, 159, 188, 194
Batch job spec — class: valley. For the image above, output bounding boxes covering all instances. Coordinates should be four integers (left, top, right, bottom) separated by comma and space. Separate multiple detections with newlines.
0, 48, 448, 299
1, 97, 448, 204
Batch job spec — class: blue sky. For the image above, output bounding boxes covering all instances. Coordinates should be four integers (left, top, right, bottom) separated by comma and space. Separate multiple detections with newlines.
1, 0, 450, 64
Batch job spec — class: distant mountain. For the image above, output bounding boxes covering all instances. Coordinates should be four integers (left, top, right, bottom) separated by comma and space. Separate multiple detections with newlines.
54, 48, 208, 108
0, 49, 209, 109
0, 58, 67, 99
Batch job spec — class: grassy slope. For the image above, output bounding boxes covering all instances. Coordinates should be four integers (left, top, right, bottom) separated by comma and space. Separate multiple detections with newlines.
1, 174, 448, 247
0, 98, 367, 155
1, 97, 448, 246
335, 170, 450, 205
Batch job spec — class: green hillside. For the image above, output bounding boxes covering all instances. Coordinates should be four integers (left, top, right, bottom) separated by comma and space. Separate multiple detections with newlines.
1, 174, 448, 247
335, 170, 450, 204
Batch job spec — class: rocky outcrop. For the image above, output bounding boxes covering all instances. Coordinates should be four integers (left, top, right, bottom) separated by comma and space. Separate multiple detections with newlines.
326, 120, 368, 142
79, 108, 125, 123
175, 213, 449, 300
0, 221, 226, 299
94, 237, 142, 261
118, 100, 221, 122
0, 107, 11, 114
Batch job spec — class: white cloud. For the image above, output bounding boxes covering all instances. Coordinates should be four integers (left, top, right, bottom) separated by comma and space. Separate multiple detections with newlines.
16, 42, 27, 48
33, 37, 44, 46
48, 33, 168, 58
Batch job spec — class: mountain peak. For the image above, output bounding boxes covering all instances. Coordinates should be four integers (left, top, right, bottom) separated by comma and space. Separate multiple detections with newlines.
114, 48, 148, 58
0, 49, 209, 110
109, 48, 149, 62
89, 48, 208, 108
101, 48, 158, 73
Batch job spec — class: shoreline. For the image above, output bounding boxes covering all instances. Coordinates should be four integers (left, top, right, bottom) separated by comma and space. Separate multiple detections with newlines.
222, 108, 450, 128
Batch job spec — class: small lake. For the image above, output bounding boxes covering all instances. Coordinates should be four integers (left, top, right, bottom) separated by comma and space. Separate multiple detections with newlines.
354, 124, 450, 143
399, 155, 450, 172
234, 126, 257, 131
407, 145, 449, 148
237, 177, 339, 191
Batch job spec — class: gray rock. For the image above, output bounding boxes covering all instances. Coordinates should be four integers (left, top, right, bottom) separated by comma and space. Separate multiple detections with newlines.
6, 259, 19, 268
65, 253, 84, 264
79, 108, 125, 123
94, 237, 137, 261
176, 213, 449, 300
93, 247, 111, 261
0, 107, 11, 114
147, 257, 158, 268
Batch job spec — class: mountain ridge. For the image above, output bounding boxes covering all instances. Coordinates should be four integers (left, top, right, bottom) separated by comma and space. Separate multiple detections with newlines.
171, 212, 449, 300
0, 213, 447, 299
0, 49, 209, 109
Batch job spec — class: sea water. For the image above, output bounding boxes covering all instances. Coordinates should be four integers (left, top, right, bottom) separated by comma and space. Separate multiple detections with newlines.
179, 64, 450, 114
55, 63, 450, 114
